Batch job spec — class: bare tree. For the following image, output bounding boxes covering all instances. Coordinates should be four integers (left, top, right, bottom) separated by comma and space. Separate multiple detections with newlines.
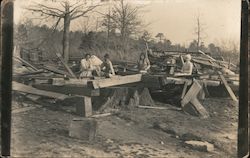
194, 13, 206, 52
27, 0, 100, 63
101, 0, 143, 52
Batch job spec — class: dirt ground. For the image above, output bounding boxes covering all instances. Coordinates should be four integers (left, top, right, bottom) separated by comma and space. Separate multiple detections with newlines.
10, 94, 238, 158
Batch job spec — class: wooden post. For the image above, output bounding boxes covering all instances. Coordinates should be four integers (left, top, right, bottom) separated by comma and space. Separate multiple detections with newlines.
76, 96, 92, 117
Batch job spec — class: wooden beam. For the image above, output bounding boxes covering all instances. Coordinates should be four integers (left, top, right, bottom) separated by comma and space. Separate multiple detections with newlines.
32, 84, 100, 97
88, 74, 142, 89
52, 78, 89, 87
75, 96, 92, 117
12, 81, 68, 100
190, 97, 209, 119
13, 56, 38, 71
218, 73, 238, 102
181, 81, 189, 99
55, 53, 77, 78
181, 80, 202, 107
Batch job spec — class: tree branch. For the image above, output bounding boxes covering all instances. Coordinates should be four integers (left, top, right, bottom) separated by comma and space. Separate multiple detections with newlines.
71, 5, 100, 20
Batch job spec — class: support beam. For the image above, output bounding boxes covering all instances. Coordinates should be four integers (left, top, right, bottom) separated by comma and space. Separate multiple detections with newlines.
75, 96, 92, 117
219, 73, 238, 102
88, 74, 142, 89
32, 84, 100, 97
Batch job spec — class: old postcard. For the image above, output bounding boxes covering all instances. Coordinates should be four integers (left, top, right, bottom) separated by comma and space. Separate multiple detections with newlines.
1, 0, 248, 157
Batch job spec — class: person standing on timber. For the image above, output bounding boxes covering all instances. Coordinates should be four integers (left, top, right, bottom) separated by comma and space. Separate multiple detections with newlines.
137, 52, 150, 73
100, 53, 115, 78
80, 53, 94, 78
174, 54, 193, 76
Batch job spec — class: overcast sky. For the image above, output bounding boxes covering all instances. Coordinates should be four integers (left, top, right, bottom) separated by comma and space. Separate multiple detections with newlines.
14, 0, 241, 46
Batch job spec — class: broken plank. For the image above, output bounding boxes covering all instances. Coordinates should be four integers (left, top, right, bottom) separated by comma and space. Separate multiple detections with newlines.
91, 113, 112, 118
88, 74, 142, 89
137, 105, 180, 110
55, 53, 77, 78
12, 81, 68, 100
32, 84, 100, 97
190, 97, 209, 119
181, 80, 202, 107
218, 73, 238, 102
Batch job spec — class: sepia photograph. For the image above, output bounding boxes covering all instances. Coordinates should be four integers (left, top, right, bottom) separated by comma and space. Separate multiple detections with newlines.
1, 0, 248, 157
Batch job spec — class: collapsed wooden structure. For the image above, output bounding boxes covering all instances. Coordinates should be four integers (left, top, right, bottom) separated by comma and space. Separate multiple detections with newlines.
12, 48, 239, 119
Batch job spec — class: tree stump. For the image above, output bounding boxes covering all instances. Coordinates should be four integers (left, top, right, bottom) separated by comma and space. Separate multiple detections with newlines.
94, 87, 155, 112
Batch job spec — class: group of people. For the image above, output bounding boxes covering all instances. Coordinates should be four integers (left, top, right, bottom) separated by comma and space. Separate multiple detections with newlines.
136, 50, 194, 76
79, 50, 194, 78
80, 53, 115, 78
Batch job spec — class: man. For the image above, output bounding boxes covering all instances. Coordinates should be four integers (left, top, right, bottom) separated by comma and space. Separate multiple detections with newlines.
174, 54, 193, 76
100, 53, 115, 78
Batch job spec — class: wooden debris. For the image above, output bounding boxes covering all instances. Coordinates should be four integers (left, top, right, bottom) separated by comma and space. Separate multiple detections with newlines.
42, 65, 72, 76
89, 74, 142, 89
15, 69, 45, 76
181, 81, 189, 99
75, 96, 92, 117
32, 84, 99, 96
52, 78, 88, 86
12, 81, 68, 100
91, 113, 112, 118
181, 80, 202, 107
137, 105, 169, 110
13, 56, 38, 71
69, 118, 97, 141
181, 80, 209, 118
190, 98, 209, 118
218, 73, 238, 102
55, 53, 77, 78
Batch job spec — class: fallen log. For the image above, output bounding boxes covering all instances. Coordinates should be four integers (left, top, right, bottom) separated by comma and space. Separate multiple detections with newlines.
12, 81, 68, 100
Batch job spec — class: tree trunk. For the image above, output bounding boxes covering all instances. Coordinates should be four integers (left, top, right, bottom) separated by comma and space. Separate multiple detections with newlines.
63, 11, 70, 63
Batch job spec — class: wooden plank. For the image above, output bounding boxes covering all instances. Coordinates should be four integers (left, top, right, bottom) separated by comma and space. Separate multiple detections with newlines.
55, 53, 77, 78
190, 97, 209, 119
75, 96, 92, 117
181, 81, 189, 99
12, 81, 68, 100
88, 74, 142, 89
13, 56, 38, 71
42, 65, 71, 76
219, 73, 238, 102
52, 78, 89, 87
32, 84, 100, 97
181, 80, 202, 107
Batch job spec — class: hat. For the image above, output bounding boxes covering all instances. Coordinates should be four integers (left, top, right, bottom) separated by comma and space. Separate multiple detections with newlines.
185, 54, 192, 61
104, 53, 110, 58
